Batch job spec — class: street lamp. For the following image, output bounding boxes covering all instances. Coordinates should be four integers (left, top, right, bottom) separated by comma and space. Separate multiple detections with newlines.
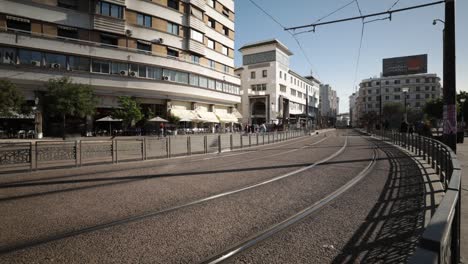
433, 19, 445, 25
402, 87, 409, 123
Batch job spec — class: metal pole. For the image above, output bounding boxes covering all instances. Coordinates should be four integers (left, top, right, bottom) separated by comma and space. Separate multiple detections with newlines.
443, 0, 457, 152
218, 134, 221, 153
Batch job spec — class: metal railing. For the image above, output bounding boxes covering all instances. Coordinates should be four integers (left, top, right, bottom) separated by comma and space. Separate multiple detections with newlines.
364, 129, 461, 264
0, 129, 311, 173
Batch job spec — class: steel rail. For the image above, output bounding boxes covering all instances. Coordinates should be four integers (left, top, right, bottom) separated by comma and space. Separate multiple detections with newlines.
0, 133, 348, 254
200, 139, 378, 264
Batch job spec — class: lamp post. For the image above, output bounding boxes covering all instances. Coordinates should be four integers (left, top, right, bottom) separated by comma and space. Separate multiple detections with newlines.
402, 87, 409, 123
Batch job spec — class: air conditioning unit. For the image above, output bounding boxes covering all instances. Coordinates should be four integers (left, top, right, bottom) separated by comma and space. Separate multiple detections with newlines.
50, 63, 61, 69
31, 60, 41, 67
120, 70, 128, 76
159, 38, 164, 44
125, 29, 133, 37
161, 75, 169, 81
129, 71, 137, 77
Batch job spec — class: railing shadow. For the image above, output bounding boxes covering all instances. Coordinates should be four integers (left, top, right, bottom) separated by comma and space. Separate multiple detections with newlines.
332, 140, 436, 263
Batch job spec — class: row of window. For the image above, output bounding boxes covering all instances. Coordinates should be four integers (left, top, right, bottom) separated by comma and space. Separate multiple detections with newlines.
365, 93, 437, 102
97, 0, 180, 19
367, 101, 426, 109
280, 70, 315, 93
4, 16, 234, 74
362, 77, 438, 87
0, 46, 240, 95
251, 84, 267, 91
250, 70, 267, 79
207, 0, 233, 19
365, 86, 438, 94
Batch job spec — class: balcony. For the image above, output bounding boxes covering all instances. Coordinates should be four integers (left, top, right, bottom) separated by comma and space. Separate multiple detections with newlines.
189, 0, 206, 11
187, 39, 205, 56
93, 15, 125, 35
188, 16, 206, 33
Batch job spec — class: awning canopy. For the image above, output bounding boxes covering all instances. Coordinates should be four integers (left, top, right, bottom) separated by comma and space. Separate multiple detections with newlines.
195, 110, 219, 123
170, 109, 197, 122
232, 109, 243, 119
215, 112, 239, 123
148, 116, 168, 122
96, 116, 122, 122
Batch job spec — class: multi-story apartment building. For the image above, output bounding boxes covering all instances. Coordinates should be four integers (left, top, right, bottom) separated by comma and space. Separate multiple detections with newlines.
357, 73, 442, 116
0, 0, 241, 136
319, 84, 339, 120
235, 39, 320, 128
349, 92, 358, 127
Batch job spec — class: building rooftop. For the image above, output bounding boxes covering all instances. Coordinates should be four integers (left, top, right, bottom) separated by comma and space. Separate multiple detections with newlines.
239, 39, 293, 56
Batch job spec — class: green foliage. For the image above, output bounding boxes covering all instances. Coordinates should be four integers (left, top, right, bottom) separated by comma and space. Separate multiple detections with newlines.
168, 114, 180, 126
44, 77, 97, 118
423, 98, 444, 121
113, 96, 143, 128
457, 91, 468, 120
0, 79, 25, 117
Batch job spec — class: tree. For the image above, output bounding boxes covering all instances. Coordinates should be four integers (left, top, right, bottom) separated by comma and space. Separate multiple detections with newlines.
383, 102, 404, 129
423, 98, 444, 124
457, 91, 468, 121
44, 77, 97, 138
0, 80, 25, 117
113, 96, 143, 128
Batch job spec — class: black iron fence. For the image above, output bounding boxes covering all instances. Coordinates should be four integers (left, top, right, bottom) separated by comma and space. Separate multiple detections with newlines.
365, 129, 461, 264
0, 129, 310, 173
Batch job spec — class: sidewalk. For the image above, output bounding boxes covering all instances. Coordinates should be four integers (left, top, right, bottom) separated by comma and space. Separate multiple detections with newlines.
458, 141, 468, 263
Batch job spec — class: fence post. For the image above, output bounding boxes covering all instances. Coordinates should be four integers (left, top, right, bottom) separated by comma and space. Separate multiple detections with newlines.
218, 134, 221, 153
431, 140, 436, 169
204, 135, 208, 153
435, 142, 440, 175
240, 134, 243, 148
75, 140, 78, 167
166, 137, 170, 158
249, 134, 251, 147
111, 140, 115, 163
141, 139, 145, 160
143, 138, 147, 160
230, 134, 233, 150
115, 140, 119, 163
263, 133, 265, 145
35, 141, 38, 170
79, 140, 83, 166
256, 133, 259, 146
187, 136, 190, 156
29, 142, 33, 171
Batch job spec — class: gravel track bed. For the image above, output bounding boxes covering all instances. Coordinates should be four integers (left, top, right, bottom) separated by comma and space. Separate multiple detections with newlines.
228, 138, 427, 264
0, 132, 371, 263
0, 132, 342, 253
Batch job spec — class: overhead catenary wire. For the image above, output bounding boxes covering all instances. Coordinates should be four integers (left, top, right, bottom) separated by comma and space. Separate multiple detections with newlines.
284, 1, 444, 31
354, 0, 363, 16
388, 0, 402, 11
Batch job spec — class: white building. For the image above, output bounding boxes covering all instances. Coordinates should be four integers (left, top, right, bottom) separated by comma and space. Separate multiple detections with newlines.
0, 0, 241, 135
319, 84, 339, 118
357, 73, 442, 118
235, 39, 320, 128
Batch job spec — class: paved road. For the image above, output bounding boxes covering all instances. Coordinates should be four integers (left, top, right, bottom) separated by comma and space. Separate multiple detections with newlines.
0, 129, 431, 263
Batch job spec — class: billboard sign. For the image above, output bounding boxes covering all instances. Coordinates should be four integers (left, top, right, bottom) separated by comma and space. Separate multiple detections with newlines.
382, 54, 427, 77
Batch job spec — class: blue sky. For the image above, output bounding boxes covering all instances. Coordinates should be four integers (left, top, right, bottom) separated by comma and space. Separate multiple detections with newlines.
234, 0, 468, 113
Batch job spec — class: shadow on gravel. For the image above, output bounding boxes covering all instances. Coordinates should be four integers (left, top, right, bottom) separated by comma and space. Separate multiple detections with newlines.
332, 140, 436, 264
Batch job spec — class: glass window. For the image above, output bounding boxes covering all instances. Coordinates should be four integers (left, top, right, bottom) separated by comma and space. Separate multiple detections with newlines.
191, 55, 200, 64
57, 27, 78, 39
97, 1, 123, 19
44, 53, 66, 67
137, 13, 152, 27
7, 18, 31, 32
18, 49, 42, 65
262, 70, 267, 77
222, 46, 228, 56
1, 47, 17, 64
250, 71, 255, 79
207, 39, 215, 49
137, 42, 151, 52
58, 0, 77, 9
167, 49, 179, 58
207, 0, 214, 7
189, 74, 199, 86
191, 7, 203, 20
138, 65, 147, 78
148, 67, 162, 79
167, 22, 179, 35
223, 26, 229, 36
207, 79, 215, 89
101, 34, 118, 46
223, 65, 229, 73
168, 0, 179, 10
208, 59, 215, 69
208, 17, 215, 28
111, 62, 128, 75
215, 81, 222, 91
199, 76, 208, 88
68, 56, 89, 71
92, 59, 110, 74
191, 29, 203, 42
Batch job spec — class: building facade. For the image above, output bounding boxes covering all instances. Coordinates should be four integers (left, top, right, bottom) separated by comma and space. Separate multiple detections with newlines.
235, 39, 320, 128
357, 73, 442, 118
318, 84, 339, 126
0, 0, 241, 136
349, 92, 358, 127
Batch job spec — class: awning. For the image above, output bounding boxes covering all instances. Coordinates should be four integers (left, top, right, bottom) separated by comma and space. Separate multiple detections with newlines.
170, 109, 197, 122
195, 110, 219, 123
6, 16, 30, 23
232, 109, 243, 119
215, 112, 239, 123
